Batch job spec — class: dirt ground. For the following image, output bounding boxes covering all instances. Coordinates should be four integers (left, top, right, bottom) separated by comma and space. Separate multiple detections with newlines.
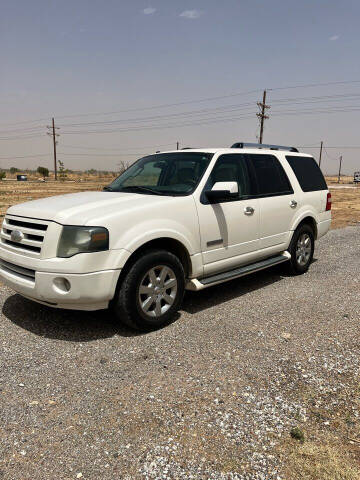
0, 226, 359, 480
0, 176, 359, 228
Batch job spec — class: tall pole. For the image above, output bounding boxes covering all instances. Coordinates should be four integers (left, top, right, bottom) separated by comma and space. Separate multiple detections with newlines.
319, 141, 323, 168
257, 90, 270, 144
338, 155, 342, 184
47, 118, 59, 180
52, 118, 57, 180
176, 141, 179, 150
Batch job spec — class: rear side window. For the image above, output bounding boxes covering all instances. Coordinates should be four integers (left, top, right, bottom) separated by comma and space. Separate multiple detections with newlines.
246, 154, 293, 197
286, 156, 327, 192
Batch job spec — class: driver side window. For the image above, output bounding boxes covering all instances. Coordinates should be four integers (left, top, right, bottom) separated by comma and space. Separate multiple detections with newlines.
203, 154, 253, 202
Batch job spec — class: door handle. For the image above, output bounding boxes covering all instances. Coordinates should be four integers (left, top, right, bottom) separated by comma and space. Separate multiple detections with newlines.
244, 206, 255, 215
290, 200, 298, 208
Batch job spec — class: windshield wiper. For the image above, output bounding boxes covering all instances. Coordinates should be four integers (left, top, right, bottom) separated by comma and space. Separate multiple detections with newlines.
119, 186, 166, 196
103, 186, 114, 191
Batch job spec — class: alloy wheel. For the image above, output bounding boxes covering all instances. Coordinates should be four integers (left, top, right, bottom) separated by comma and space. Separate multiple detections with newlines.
138, 265, 178, 318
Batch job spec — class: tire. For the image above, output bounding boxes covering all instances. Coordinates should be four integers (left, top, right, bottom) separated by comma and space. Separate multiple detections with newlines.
287, 224, 315, 275
112, 249, 185, 331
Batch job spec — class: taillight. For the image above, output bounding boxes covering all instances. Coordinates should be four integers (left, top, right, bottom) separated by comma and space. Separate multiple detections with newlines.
326, 192, 332, 211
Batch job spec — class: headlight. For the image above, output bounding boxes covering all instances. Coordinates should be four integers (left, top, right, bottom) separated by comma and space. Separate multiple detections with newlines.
57, 226, 109, 258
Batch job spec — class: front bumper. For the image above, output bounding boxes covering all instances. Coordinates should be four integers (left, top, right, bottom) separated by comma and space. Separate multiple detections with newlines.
0, 266, 120, 311
0, 245, 122, 310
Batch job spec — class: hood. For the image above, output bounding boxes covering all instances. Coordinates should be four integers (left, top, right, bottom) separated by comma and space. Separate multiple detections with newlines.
7, 191, 172, 225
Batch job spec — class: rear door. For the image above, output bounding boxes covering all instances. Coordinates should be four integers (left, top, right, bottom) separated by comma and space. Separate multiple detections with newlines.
247, 153, 297, 250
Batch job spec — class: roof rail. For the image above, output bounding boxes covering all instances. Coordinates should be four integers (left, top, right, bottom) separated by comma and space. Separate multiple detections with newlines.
231, 142, 298, 152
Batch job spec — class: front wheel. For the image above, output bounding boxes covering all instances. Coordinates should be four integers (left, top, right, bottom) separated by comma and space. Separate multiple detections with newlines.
112, 249, 185, 331
287, 224, 315, 275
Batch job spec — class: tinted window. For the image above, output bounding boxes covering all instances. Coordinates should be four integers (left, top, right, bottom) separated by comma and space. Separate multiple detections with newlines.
203, 154, 254, 201
247, 154, 293, 196
286, 156, 327, 192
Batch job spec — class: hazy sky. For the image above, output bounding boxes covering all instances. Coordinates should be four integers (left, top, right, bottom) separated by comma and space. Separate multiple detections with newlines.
1, 0, 360, 173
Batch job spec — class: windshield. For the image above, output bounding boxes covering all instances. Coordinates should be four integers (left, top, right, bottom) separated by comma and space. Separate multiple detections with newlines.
105, 152, 213, 196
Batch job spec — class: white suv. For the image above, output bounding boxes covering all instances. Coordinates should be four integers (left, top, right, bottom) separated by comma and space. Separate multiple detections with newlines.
0, 143, 331, 330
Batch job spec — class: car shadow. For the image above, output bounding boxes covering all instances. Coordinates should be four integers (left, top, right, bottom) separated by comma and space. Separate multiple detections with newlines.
182, 263, 286, 314
182, 257, 318, 314
2, 294, 143, 341
2, 258, 317, 341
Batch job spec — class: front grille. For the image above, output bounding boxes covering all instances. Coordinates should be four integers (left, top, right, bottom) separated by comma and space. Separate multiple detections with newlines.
0, 259, 35, 282
3, 239, 41, 253
1, 216, 49, 257
7, 218, 48, 231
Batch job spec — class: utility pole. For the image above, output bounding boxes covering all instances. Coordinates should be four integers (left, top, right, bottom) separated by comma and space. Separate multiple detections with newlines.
257, 90, 270, 144
176, 141, 179, 150
338, 155, 342, 184
46, 118, 60, 180
318, 141, 323, 168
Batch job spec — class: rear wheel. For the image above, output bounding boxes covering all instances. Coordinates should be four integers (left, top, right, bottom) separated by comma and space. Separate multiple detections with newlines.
287, 224, 315, 275
112, 249, 185, 331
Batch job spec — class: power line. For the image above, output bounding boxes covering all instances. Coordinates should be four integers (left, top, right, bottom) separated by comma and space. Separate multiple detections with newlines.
60, 142, 177, 151
58, 105, 360, 136
60, 113, 257, 135
58, 101, 257, 128
58, 152, 150, 157
0, 134, 46, 141
1, 92, 358, 134
54, 89, 261, 120
3, 102, 358, 140
269, 79, 360, 91
1, 79, 360, 128
55, 92, 360, 129
323, 146, 339, 161
0, 125, 45, 135
0, 154, 50, 160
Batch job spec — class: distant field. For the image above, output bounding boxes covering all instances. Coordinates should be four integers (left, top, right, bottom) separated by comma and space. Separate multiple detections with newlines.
0, 176, 113, 221
0, 175, 359, 229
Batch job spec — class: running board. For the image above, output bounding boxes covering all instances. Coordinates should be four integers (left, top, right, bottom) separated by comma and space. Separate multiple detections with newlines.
186, 252, 291, 291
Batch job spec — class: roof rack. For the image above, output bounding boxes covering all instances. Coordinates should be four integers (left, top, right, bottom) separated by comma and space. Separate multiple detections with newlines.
231, 142, 298, 152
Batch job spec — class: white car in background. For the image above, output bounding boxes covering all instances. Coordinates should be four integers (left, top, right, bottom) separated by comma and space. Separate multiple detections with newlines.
0, 143, 331, 330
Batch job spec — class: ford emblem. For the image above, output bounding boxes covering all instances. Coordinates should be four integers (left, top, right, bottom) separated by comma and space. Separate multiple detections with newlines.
11, 230, 24, 242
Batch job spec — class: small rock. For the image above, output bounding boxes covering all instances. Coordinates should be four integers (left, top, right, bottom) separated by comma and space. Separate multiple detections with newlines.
281, 333, 291, 340
76, 474, 83, 479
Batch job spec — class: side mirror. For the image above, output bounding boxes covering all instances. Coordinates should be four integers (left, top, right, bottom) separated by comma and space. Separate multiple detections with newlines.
205, 181, 238, 202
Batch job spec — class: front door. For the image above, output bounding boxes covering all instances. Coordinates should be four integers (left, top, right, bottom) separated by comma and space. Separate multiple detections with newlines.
196, 154, 260, 276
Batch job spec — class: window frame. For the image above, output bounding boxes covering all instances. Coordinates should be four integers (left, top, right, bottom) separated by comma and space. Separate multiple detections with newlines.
245, 153, 294, 198
200, 153, 257, 204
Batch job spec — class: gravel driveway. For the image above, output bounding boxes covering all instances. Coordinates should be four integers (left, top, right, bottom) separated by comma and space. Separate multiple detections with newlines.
0, 227, 359, 480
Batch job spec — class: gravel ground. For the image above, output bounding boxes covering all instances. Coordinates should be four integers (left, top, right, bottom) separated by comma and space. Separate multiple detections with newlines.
0, 226, 359, 479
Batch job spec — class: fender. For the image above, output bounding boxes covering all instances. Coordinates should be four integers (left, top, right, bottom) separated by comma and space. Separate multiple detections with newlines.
110, 222, 202, 275
289, 208, 318, 238
112, 220, 198, 255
